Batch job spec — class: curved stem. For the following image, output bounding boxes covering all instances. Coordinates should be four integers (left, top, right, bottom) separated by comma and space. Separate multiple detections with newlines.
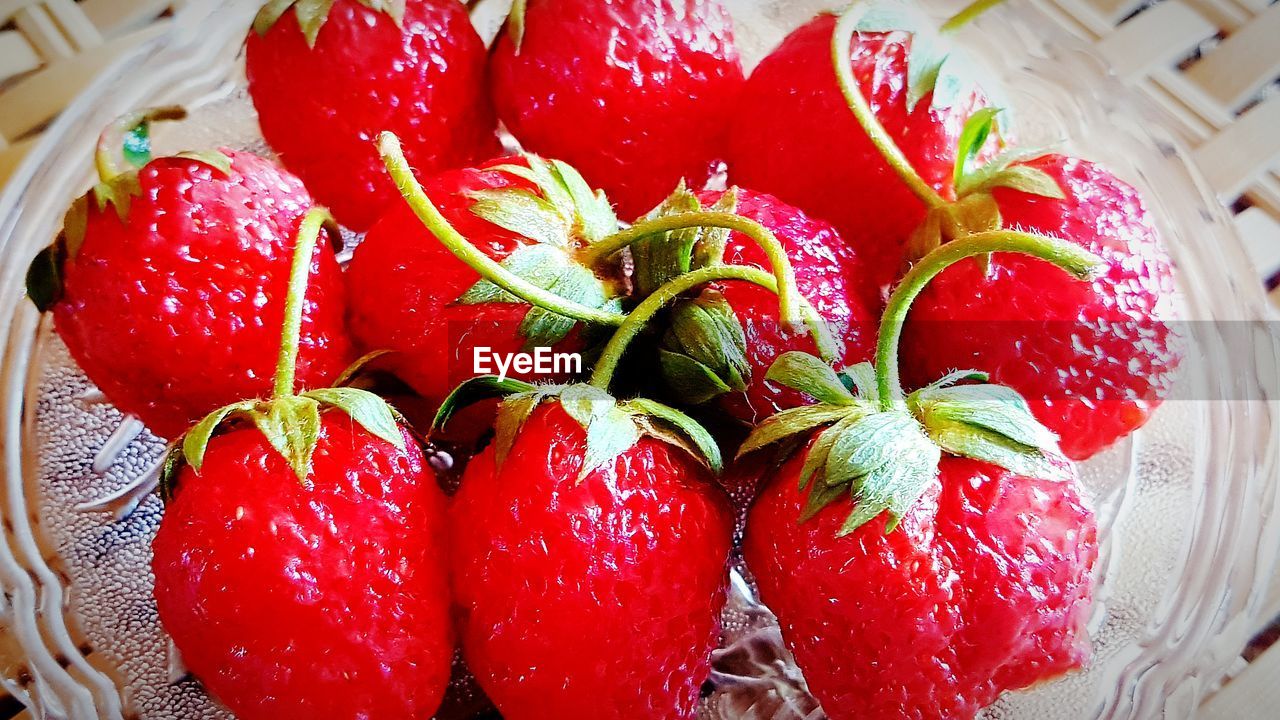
874, 230, 1103, 411
589, 265, 782, 391
274, 208, 330, 399
379, 132, 625, 327
940, 0, 1008, 34
94, 106, 186, 182
585, 211, 803, 328
832, 7, 946, 210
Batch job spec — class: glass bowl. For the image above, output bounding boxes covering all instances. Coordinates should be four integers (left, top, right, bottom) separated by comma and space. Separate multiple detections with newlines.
0, 1, 1276, 718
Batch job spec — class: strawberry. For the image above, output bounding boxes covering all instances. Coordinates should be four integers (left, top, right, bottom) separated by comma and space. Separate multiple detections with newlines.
489, 0, 745, 218
246, 0, 497, 231
25, 108, 351, 440
631, 186, 877, 425
356, 134, 821, 445
901, 152, 1180, 459
448, 397, 732, 720
726, 1, 1001, 297
348, 139, 629, 441
745, 455, 1097, 719
152, 210, 452, 720
436, 257, 814, 719
738, 230, 1102, 720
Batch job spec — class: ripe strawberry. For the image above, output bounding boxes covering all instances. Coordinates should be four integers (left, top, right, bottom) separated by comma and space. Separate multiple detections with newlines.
436, 257, 793, 719
901, 153, 1180, 460
745, 455, 1096, 720
357, 134, 819, 446
152, 210, 452, 720
26, 108, 351, 440
246, 0, 497, 231
636, 187, 877, 425
489, 0, 745, 218
738, 230, 1102, 720
347, 141, 627, 432
448, 397, 732, 720
726, 4, 1000, 296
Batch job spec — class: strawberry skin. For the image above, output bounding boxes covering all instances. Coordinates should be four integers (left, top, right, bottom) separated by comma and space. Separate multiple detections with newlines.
697, 189, 876, 424
51, 150, 351, 440
744, 452, 1097, 720
489, 0, 745, 219
246, 0, 497, 231
152, 413, 452, 720
346, 158, 593, 410
450, 402, 733, 719
902, 155, 1180, 459
727, 14, 994, 296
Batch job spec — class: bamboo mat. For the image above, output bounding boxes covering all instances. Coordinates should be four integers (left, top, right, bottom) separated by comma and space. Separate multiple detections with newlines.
0, 1, 1278, 718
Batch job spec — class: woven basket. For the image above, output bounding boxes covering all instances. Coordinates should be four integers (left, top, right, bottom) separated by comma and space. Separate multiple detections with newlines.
0, 1, 1277, 718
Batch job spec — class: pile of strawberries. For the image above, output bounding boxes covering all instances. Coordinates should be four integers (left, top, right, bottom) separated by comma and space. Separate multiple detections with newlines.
25, 1, 1181, 719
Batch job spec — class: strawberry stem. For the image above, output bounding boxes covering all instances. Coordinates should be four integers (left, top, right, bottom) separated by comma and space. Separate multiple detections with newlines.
273, 208, 330, 399
379, 131, 626, 327
586, 211, 804, 329
940, 0, 1009, 34
874, 230, 1103, 411
831, 7, 946, 210
94, 106, 187, 182
589, 265, 795, 391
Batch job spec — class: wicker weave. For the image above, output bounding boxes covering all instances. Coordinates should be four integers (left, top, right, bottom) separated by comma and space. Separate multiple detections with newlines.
1035, 0, 1280, 288
0, 0, 183, 184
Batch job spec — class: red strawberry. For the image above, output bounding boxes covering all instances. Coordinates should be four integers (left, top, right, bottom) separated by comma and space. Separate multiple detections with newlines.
347, 143, 627, 435
437, 258, 784, 719
26, 108, 351, 440
637, 187, 877, 425
902, 153, 1180, 460
152, 210, 452, 720
737, 230, 1103, 720
246, 0, 497, 231
745, 455, 1096, 720
489, 0, 745, 218
726, 5, 999, 296
449, 399, 732, 720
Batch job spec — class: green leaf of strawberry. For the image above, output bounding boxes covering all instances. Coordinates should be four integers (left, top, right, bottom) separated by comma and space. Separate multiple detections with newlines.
657, 289, 750, 405
254, 0, 405, 47
434, 378, 723, 475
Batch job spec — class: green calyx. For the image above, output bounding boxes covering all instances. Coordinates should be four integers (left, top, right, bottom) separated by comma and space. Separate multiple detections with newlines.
435, 379, 722, 479
740, 230, 1102, 535
161, 209, 406, 496
253, 0, 405, 47
659, 289, 750, 405
629, 182, 738, 297
380, 132, 627, 351
25, 106, 231, 313
906, 110, 1067, 263
580, 183, 837, 404
433, 262, 815, 479
457, 153, 624, 348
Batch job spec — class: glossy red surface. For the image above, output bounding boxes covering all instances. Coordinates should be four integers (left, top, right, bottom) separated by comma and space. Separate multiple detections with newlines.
901, 155, 1180, 459
345, 157, 599, 415
52, 149, 351, 440
745, 452, 1097, 720
450, 402, 734, 719
246, 0, 498, 231
490, 0, 745, 219
696, 188, 877, 424
152, 415, 452, 720
727, 15, 995, 297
